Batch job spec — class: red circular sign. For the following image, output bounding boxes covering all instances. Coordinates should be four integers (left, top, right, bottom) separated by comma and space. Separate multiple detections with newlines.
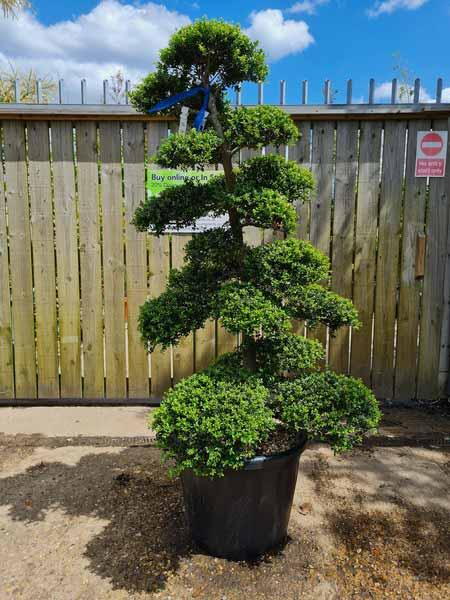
421, 132, 443, 157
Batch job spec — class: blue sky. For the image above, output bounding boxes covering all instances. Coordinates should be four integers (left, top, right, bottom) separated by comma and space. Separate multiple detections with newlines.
1, 0, 449, 103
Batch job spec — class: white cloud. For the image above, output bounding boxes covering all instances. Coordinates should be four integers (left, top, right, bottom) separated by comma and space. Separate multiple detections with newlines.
418, 88, 433, 103
245, 9, 314, 62
287, 0, 330, 15
0, 1, 191, 102
374, 80, 434, 102
374, 81, 396, 101
367, 0, 429, 18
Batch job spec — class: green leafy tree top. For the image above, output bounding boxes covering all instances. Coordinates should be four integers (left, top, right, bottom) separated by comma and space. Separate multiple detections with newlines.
131, 19, 380, 477
130, 20, 267, 114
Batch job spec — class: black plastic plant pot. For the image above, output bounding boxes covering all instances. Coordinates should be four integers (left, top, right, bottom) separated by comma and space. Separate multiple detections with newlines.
180, 437, 308, 561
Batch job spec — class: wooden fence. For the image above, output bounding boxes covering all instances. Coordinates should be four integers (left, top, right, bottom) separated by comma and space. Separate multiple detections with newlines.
0, 103, 449, 404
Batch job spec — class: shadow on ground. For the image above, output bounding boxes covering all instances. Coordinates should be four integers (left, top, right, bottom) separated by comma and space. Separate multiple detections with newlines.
328, 505, 450, 584
0, 446, 319, 599
0, 447, 191, 594
1, 443, 449, 599
301, 447, 450, 598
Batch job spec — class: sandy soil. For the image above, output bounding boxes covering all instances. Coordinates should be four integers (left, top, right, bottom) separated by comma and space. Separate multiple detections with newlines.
0, 408, 449, 600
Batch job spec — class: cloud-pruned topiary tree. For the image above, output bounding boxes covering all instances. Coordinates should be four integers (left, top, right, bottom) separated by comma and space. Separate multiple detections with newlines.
131, 19, 381, 478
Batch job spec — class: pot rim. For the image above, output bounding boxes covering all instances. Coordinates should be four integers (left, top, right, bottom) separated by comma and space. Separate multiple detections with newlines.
243, 435, 308, 470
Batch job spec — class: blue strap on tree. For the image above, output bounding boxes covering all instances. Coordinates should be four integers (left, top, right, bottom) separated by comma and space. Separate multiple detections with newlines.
147, 86, 210, 131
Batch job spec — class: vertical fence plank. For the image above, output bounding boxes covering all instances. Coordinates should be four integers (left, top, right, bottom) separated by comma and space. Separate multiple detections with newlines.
149, 235, 172, 395
216, 323, 237, 357
416, 118, 450, 400
0, 131, 14, 399
215, 192, 237, 357
99, 121, 126, 398
289, 121, 311, 241
27, 121, 59, 398
372, 121, 406, 398
147, 120, 169, 159
310, 122, 335, 254
290, 121, 311, 165
195, 319, 216, 372
439, 181, 450, 394
172, 234, 195, 383
3, 121, 37, 398
288, 121, 312, 337
329, 121, 359, 374
261, 144, 284, 242
123, 121, 149, 398
241, 144, 262, 162
395, 119, 430, 401
76, 121, 104, 398
243, 226, 263, 247
147, 121, 172, 398
309, 121, 335, 348
212, 143, 237, 356
51, 121, 82, 397
350, 121, 383, 386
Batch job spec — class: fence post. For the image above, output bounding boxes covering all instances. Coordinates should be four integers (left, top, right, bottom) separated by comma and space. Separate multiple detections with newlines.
81, 79, 87, 104
236, 85, 242, 106
436, 78, 443, 104
302, 80, 308, 104
368, 78, 375, 105
58, 79, 64, 104
258, 81, 264, 105
279, 80, 286, 105
346, 79, 353, 104
103, 80, 109, 104
391, 78, 398, 104
324, 80, 331, 104
36, 80, 41, 104
413, 78, 421, 104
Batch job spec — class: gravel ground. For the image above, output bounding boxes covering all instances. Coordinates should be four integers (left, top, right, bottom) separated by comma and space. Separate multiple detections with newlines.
0, 409, 449, 600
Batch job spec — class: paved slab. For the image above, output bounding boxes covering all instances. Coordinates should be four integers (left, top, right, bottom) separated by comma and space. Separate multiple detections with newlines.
0, 406, 152, 437
1, 405, 449, 442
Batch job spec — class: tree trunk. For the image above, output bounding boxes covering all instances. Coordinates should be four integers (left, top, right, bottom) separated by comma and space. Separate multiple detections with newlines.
208, 91, 242, 243
209, 89, 255, 368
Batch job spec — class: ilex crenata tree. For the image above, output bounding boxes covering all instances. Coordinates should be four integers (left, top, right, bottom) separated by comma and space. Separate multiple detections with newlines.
131, 20, 380, 476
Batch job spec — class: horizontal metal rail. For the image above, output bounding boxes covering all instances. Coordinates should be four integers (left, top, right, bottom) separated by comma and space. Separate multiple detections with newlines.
1, 102, 450, 121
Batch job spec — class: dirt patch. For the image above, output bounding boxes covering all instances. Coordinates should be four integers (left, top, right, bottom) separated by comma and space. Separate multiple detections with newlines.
0, 445, 35, 470
295, 446, 450, 599
0, 440, 449, 599
328, 505, 449, 599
